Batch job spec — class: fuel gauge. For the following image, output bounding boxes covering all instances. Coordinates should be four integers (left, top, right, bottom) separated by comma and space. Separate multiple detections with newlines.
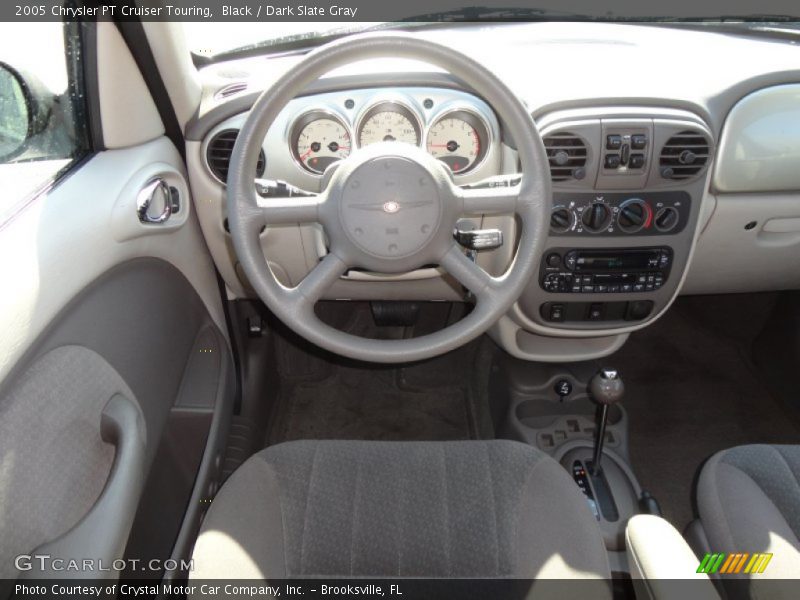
426, 110, 489, 174
291, 112, 351, 174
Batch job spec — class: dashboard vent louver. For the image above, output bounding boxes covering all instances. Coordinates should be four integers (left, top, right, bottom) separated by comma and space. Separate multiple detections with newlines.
659, 130, 710, 180
214, 82, 248, 100
543, 132, 588, 181
206, 129, 265, 184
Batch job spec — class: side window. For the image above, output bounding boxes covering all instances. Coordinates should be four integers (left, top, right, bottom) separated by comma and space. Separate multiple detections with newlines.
0, 21, 90, 221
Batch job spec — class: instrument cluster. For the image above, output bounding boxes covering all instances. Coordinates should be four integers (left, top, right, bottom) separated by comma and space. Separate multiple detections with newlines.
288, 94, 493, 177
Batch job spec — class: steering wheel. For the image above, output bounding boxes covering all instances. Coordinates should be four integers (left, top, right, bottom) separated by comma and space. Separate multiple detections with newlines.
227, 34, 550, 363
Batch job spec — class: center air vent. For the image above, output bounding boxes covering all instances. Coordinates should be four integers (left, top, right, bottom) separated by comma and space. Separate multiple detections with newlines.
543, 132, 588, 181
206, 129, 266, 184
659, 130, 710, 180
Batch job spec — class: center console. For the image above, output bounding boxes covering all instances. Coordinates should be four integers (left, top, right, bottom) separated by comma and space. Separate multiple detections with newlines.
502, 108, 714, 348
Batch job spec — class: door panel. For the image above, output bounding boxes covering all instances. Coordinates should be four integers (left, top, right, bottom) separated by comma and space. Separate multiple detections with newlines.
0, 24, 233, 578
0, 346, 133, 578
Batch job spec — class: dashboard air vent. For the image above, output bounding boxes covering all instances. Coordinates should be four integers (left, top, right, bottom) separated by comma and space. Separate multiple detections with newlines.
206, 129, 265, 184
659, 130, 710, 180
214, 82, 248, 100
543, 132, 588, 181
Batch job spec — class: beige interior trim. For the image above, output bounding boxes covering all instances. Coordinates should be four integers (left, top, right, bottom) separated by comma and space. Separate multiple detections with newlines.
96, 22, 164, 149
626, 515, 718, 599
142, 22, 202, 130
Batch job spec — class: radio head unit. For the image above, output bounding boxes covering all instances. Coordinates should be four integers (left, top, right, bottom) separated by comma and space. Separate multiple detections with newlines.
541, 247, 673, 294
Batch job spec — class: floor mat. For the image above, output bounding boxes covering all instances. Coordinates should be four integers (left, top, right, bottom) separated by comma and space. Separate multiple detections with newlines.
610, 297, 800, 530
267, 303, 495, 444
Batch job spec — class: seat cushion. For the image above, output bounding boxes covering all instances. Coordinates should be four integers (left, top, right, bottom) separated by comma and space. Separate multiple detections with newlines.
696, 444, 800, 594
192, 439, 610, 581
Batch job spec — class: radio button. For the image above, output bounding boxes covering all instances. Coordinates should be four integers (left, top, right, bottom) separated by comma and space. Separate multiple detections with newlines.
582, 285, 595, 293
546, 253, 562, 268
565, 251, 578, 270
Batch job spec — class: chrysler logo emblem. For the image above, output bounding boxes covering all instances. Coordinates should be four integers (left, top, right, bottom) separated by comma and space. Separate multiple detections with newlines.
383, 201, 400, 214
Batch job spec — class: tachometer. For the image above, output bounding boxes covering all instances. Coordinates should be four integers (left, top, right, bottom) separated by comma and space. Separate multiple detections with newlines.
426, 110, 489, 174
357, 102, 421, 147
292, 113, 351, 174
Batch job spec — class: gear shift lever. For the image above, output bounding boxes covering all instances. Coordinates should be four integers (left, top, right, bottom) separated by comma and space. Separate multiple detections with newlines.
588, 369, 625, 476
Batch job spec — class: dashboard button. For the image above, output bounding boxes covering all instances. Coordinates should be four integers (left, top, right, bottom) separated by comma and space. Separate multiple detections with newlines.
629, 153, 645, 169
631, 135, 647, 149
546, 253, 562, 268
549, 304, 566, 322
606, 135, 622, 150
588, 303, 604, 320
604, 154, 621, 169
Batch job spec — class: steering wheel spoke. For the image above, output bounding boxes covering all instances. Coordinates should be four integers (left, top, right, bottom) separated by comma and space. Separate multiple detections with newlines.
294, 252, 348, 308
454, 174, 521, 216
440, 244, 499, 302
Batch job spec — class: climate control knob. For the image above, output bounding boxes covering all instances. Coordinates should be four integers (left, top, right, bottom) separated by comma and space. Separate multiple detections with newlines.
617, 198, 652, 233
550, 206, 576, 234
654, 206, 679, 232
581, 202, 612, 233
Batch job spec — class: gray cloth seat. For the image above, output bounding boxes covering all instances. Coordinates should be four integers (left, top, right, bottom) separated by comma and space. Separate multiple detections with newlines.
192, 439, 611, 582
696, 444, 800, 597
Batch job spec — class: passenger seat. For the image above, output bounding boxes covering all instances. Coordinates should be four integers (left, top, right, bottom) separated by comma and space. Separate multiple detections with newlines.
693, 444, 800, 599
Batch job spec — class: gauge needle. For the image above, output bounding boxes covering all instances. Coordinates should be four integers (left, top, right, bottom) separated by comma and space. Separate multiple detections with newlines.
300, 148, 314, 161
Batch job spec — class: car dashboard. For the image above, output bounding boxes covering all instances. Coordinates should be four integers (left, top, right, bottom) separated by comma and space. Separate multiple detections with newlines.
185, 22, 800, 362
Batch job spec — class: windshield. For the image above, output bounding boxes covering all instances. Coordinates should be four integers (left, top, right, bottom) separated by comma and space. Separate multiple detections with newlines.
182, 22, 384, 57
183, 17, 800, 61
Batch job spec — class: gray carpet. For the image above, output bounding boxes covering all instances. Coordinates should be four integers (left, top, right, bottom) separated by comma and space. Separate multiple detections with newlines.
609, 295, 800, 530
267, 303, 495, 444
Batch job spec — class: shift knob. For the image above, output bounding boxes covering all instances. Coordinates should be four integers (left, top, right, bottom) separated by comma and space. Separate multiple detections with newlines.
589, 369, 625, 405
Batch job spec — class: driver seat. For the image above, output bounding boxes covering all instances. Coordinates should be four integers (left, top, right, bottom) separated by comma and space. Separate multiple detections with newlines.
191, 440, 611, 585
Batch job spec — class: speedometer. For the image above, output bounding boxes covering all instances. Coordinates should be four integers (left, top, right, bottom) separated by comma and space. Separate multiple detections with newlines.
291, 113, 351, 174
357, 102, 421, 147
425, 110, 489, 174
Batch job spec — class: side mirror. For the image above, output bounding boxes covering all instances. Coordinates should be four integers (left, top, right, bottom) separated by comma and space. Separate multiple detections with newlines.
0, 61, 51, 161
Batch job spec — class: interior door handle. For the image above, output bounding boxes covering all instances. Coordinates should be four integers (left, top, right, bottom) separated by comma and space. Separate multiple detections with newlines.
24, 394, 147, 579
137, 178, 172, 224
